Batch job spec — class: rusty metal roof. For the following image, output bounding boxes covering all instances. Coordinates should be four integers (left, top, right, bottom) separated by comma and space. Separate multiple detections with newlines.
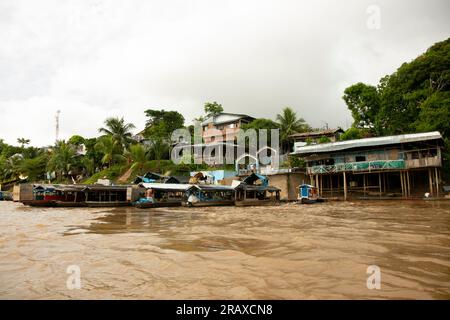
291, 131, 443, 155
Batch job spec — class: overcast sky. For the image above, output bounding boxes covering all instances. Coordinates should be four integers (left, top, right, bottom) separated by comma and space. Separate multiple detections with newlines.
0, 0, 449, 146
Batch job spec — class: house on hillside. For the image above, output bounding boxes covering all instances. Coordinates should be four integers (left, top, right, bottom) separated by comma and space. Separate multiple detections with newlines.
289, 128, 344, 150
201, 113, 255, 144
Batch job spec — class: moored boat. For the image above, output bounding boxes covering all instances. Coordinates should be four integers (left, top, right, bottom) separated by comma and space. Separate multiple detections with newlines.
183, 185, 235, 207
83, 185, 131, 207
298, 184, 324, 204
234, 173, 281, 206
132, 183, 191, 209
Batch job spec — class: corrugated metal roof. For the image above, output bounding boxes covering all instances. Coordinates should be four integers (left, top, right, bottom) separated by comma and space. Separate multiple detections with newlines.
201, 113, 254, 126
289, 128, 343, 139
191, 185, 235, 191
291, 131, 442, 155
139, 183, 193, 191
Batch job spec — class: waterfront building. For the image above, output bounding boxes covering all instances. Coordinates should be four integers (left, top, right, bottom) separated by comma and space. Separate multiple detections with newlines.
290, 131, 444, 199
290, 128, 344, 150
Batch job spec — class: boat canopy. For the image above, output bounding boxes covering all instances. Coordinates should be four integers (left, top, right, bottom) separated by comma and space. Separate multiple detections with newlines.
242, 173, 268, 187
188, 185, 235, 192
139, 183, 193, 191
299, 184, 317, 198
81, 185, 130, 192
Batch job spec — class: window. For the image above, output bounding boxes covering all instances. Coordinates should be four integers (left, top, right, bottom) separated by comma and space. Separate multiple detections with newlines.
355, 155, 366, 162
229, 123, 235, 128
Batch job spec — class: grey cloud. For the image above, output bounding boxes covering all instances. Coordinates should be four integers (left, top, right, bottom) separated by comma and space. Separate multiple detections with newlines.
0, 0, 449, 146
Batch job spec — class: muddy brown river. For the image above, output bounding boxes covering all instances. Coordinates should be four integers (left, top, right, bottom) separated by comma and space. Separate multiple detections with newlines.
0, 200, 449, 299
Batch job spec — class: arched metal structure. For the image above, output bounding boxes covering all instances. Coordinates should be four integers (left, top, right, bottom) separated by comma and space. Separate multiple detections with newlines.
235, 154, 259, 173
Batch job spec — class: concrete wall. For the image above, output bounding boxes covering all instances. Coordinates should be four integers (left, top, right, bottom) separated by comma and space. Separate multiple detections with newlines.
267, 172, 308, 201
13, 184, 33, 202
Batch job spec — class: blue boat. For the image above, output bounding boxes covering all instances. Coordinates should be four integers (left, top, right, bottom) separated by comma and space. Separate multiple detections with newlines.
0, 191, 13, 201
298, 184, 324, 204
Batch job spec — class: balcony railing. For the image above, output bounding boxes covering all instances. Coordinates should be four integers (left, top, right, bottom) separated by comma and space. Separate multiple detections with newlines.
405, 156, 441, 169
307, 159, 406, 175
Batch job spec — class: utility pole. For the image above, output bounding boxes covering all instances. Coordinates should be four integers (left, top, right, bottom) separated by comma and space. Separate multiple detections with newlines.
55, 110, 61, 142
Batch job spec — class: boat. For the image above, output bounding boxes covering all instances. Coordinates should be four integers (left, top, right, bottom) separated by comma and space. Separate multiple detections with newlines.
298, 184, 325, 204
234, 173, 281, 206
132, 183, 192, 209
21, 185, 87, 207
183, 185, 235, 207
82, 185, 131, 207
0, 191, 13, 201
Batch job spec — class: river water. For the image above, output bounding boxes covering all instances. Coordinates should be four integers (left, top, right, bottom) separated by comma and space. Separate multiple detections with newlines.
0, 200, 449, 299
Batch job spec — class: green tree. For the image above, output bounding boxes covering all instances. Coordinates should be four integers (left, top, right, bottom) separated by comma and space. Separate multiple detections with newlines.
17, 138, 30, 149
342, 83, 381, 134
0, 154, 23, 181
144, 109, 185, 140
95, 136, 125, 168
378, 38, 450, 135
343, 37, 450, 177
18, 154, 48, 181
47, 140, 76, 180
204, 101, 223, 118
68, 135, 86, 146
149, 138, 168, 172
241, 118, 280, 145
276, 107, 311, 152
126, 144, 149, 173
98, 117, 136, 151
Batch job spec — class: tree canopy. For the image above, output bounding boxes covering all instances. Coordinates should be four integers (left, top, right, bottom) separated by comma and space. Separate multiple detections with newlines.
343, 37, 450, 137
342, 37, 450, 177
144, 109, 185, 140
204, 101, 223, 118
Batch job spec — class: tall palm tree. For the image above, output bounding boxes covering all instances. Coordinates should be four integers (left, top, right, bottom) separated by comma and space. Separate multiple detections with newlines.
98, 117, 136, 151
276, 107, 311, 152
17, 138, 30, 149
47, 140, 76, 180
149, 138, 168, 173
1, 154, 23, 181
126, 144, 149, 173
95, 136, 125, 168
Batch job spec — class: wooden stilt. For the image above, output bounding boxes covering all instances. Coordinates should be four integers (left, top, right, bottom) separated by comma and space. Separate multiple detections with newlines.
343, 171, 347, 201
428, 168, 433, 196
320, 175, 323, 197
330, 175, 333, 197
400, 171, 404, 198
435, 167, 440, 198
406, 170, 411, 197
337, 174, 340, 195
363, 174, 366, 196
378, 172, 382, 197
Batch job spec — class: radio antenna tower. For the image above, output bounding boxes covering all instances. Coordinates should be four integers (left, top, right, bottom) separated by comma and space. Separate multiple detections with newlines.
55, 110, 61, 142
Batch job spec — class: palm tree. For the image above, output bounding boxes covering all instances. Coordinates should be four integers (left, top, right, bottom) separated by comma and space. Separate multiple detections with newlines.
276, 107, 311, 152
17, 138, 30, 149
47, 140, 76, 181
98, 117, 136, 151
126, 144, 149, 173
1, 154, 23, 181
95, 136, 125, 168
149, 138, 168, 173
